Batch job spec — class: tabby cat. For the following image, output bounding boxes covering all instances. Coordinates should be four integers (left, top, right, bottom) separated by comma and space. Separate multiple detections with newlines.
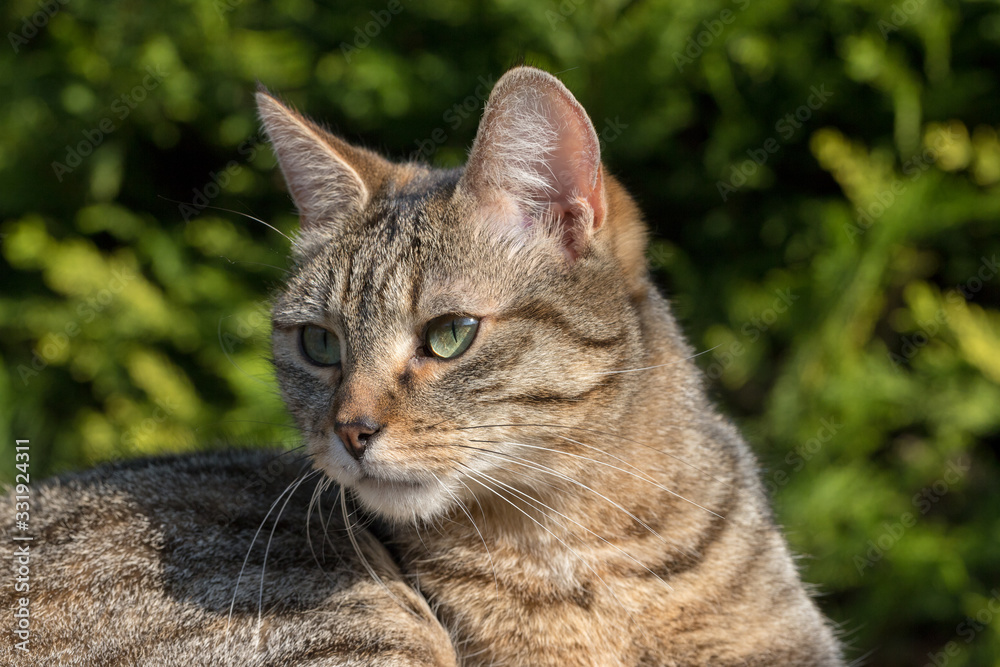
2, 67, 843, 665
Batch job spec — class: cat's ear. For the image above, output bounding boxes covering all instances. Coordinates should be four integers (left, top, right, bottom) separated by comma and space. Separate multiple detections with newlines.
458, 67, 606, 261
256, 88, 389, 236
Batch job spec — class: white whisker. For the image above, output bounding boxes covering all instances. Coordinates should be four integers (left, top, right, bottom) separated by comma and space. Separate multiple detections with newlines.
459, 465, 648, 638
157, 194, 294, 244
218, 255, 292, 275
455, 442, 699, 561
461, 462, 673, 592
589, 345, 720, 375
226, 467, 319, 640
339, 486, 419, 619
473, 437, 725, 520
432, 471, 499, 598
217, 317, 273, 388
458, 422, 735, 490
305, 475, 343, 582
256, 469, 317, 636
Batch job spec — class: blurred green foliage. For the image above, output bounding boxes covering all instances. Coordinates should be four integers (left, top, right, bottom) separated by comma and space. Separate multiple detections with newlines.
2, 0, 999, 663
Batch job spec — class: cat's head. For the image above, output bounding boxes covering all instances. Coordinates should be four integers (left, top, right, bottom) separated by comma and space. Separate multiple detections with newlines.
262, 67, 653, 522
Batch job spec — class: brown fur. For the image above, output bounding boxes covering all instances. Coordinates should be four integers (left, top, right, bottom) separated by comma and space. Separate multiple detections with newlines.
264, 67, 844, 665
0, 449, 456, 666
0, 67, 842, 666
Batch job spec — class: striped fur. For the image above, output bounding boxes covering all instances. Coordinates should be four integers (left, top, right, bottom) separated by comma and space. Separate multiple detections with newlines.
0, 67, 841, 666
0, 450, 456, 666
265, 67, 844, 665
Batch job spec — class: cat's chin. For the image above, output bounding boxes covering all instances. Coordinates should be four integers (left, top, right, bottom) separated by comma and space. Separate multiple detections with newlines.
349, 476, 451, 523
310, 443, 453, 522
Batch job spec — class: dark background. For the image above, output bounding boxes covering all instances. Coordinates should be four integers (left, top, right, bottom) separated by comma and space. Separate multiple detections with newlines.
2, 0, 999, 663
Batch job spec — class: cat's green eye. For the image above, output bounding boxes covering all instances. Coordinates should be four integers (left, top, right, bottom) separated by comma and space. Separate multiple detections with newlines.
425, 315, 479, 359
300, 325, 341, 366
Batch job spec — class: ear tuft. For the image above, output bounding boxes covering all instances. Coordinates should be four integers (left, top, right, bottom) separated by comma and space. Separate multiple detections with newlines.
256, 89, 387, 239
458, 67, 605, 260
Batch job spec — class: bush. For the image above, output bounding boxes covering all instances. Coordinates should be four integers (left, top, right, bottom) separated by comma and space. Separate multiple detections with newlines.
1, 0, 998, 663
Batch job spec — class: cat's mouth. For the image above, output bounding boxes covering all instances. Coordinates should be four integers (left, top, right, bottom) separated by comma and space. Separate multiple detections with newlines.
312, 441, 452, 520
348, 472, 451, 521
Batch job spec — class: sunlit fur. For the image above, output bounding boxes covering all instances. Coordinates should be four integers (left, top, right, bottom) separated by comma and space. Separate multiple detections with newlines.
0, 450, 458, 666
264, 67, 844, 666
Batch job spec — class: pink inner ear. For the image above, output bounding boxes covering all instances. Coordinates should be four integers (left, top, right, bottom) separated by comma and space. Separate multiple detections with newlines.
459, 68, 606, 260
528, 96, 606, 260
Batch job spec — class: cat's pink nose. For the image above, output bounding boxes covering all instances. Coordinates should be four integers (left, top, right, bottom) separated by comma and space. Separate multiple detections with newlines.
334, 419, 381, 461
